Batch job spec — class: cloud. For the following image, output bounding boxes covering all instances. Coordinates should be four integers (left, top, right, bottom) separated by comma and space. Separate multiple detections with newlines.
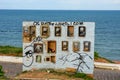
113, 0, 120, 4
0, 0, 120, 10
59, 0, 80, 4
97, 0, 120, 4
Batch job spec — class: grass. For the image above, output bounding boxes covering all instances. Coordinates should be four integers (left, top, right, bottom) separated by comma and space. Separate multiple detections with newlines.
0, 45, 22, 57
94, 51, 101, 59
0, 45, 113, 63
94, 51, 114, 63
73, 73, 93, 80
0, 65, 7, 80
0, 66, 4, 76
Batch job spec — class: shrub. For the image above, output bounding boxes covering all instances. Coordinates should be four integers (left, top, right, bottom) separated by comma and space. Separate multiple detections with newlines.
0, 65, 4, 76
94, 51, 101, 59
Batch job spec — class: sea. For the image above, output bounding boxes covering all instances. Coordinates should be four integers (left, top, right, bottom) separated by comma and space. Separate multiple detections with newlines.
0, 10, 120, 60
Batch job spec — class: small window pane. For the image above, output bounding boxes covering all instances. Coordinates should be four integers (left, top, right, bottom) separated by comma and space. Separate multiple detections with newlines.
84, 41, 90, 51
67, 26, 74, 37
41, 25, 50, 38
73, 42, 80, 52
62, 41, 68, 51
47, 41, 56, 53
44, 56, 56, 63
23, 26, 36, 42
44, 56, 51, 62
34, 43, 43, 53
36, 55, 41, 63
51, 56, 56, 63
55, 26, 61, 36
79, 26, 86, 37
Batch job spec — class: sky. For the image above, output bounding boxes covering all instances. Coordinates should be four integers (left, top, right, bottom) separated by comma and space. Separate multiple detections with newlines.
0, 0, 120, 10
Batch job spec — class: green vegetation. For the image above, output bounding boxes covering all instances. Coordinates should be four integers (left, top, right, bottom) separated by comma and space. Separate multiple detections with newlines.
94, 51, 101, 59
0, 65, 4, 76
94, 51, 113, 63
21, 70, 28, 74
0, 45, 22, 57
0, 65, 7, 80
73, 73, 93, 80
0, 45, 113, 63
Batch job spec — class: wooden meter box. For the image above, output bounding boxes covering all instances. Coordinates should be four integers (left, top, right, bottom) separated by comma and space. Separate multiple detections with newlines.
23, 22, 95, 74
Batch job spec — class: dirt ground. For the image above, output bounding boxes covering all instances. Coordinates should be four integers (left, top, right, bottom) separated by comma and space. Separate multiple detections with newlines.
94, 58, 110, 63
0, 53, 22, 57
0, 61, 120, 80
16, 70, 83, 80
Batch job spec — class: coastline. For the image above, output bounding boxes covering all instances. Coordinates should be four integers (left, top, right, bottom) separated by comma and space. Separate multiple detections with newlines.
0, 45, 120, 63
0, 10, 120, 60
0, 45, 120, 80
0, 45, 22, 57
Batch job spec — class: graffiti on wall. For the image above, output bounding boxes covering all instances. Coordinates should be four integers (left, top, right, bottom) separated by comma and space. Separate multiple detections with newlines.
23, 36, 43, 67
59, 53, 93, 72
23, 21, 95, 74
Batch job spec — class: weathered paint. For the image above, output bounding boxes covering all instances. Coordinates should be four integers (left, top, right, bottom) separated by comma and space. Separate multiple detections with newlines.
23, 22, 95, 74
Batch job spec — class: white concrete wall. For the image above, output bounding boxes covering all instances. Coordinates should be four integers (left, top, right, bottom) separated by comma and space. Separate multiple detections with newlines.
23, 22, 95, 74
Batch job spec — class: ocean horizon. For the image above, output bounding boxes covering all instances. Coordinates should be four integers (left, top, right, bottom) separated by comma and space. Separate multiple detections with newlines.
0, 10, 120, 60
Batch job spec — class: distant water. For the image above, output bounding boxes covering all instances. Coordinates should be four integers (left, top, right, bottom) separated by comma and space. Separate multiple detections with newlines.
0, 10, 120, 60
